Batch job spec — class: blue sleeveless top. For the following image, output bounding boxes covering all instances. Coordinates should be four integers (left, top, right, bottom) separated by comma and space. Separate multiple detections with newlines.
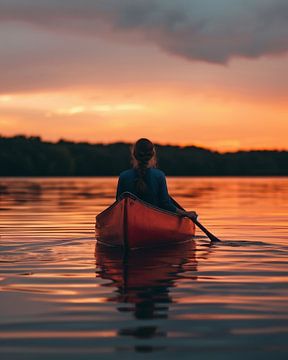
116, 168, 177, 213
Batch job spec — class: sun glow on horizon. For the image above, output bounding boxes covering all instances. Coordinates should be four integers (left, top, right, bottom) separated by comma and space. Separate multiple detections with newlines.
0, 86, 287, 152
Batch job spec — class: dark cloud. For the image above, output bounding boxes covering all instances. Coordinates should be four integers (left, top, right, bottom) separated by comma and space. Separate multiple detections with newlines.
0, 0, 288, 63
0, 22, 164, 93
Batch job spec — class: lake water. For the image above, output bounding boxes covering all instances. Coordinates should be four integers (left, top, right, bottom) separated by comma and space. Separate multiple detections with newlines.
0, 177, 288, 359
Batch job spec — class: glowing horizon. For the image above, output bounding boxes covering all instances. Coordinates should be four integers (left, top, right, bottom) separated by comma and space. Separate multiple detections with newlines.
1, 82, 287, 152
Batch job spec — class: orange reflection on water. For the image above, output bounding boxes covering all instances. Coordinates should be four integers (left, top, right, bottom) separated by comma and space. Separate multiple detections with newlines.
175, 314, 288, 320
231, 327, 288, 335
1, 284, 77, 295
0, 331, 117, 339
177, 294, 288, 305
64, 297, 108, 304
0, 177, 288, 357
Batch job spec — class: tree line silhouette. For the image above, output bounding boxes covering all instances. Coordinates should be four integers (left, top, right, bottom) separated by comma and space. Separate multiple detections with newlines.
0, 135, 287, 176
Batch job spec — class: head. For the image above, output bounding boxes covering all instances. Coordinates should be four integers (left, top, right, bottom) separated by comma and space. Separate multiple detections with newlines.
131, 138, 157, 194
132, 138, 156, 168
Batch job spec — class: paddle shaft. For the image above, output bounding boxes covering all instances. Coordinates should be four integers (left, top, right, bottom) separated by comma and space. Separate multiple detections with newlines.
170, 197, 221, 243
190, 218, 220, 243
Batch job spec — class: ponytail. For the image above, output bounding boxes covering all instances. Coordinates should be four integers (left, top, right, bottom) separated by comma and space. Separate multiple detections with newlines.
131, 138, 156, 195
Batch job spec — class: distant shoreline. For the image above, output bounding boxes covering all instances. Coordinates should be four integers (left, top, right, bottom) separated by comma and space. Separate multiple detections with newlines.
1, 135, 287, 177
1, 175, 288, 179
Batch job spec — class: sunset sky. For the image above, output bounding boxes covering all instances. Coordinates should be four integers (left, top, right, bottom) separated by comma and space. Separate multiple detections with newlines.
0, 0, 287, 151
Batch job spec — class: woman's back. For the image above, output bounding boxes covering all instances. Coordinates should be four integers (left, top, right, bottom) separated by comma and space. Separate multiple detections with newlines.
116, 167, 177, 213
116, 139, 199, 234
116, 138, 177, 213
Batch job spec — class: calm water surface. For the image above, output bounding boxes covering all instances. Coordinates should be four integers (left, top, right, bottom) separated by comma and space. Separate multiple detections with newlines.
0, 177, 288, 359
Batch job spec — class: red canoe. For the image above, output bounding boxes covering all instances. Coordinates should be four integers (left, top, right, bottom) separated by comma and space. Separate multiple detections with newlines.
95, 192, 195, 249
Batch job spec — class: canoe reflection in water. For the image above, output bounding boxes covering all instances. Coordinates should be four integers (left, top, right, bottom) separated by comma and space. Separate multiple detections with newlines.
95, 240, 197, 343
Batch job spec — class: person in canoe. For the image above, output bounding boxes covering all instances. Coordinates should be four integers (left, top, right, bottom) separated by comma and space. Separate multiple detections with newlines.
116, 138, 198, 219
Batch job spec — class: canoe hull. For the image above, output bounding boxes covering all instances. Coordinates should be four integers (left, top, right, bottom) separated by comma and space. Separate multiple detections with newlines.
96, 193, 195, 249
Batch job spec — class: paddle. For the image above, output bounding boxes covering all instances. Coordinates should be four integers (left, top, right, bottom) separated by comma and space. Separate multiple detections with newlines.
170, 197, 221, 243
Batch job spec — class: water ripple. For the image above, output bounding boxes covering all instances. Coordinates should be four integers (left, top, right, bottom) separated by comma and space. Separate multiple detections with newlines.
0, 177, 288, 359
